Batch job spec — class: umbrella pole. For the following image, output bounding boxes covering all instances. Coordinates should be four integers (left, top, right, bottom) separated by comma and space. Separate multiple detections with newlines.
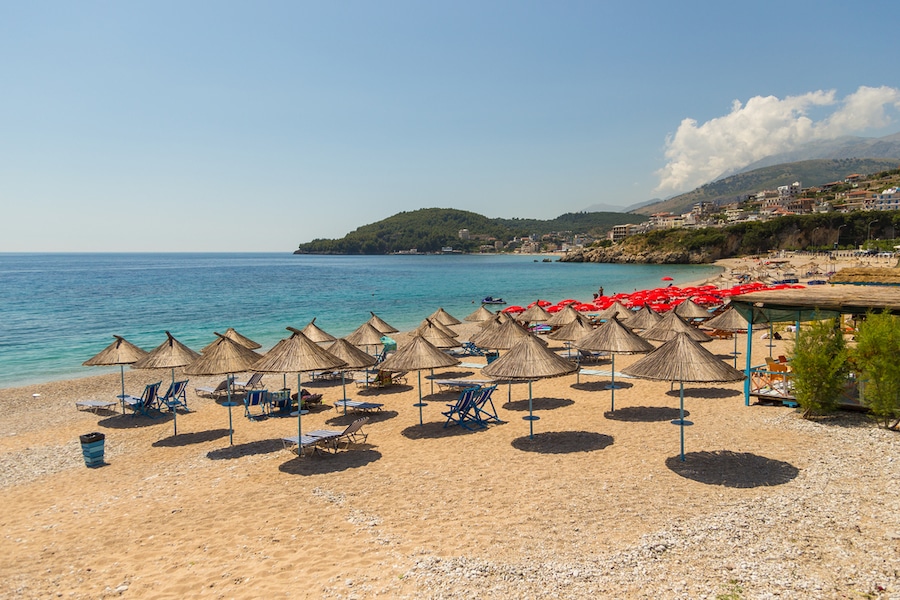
119, 365, 126, 414
297, 373, 303, 444
527, 381, 535, 438
341, 372, 347, 415
610, 354, 616, 412
413, 371, 426, 426
679, 382, 685, 461
733, 334, 738, 369
430, 368, 434, 396
226, 376, 234, 446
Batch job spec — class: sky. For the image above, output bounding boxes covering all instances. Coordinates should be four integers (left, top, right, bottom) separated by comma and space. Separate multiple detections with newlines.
2, 1, 900, 252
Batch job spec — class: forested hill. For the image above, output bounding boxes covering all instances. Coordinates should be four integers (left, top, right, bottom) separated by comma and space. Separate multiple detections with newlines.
294, 208, 635, 254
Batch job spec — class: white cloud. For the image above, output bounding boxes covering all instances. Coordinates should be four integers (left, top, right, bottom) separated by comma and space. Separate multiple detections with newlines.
654, 86, 900, 195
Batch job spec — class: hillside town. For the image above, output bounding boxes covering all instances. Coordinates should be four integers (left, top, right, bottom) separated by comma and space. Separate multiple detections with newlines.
609, 169, 900, 243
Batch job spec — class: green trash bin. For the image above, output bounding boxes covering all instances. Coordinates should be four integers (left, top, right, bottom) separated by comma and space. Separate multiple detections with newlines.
79, 432, 105, 468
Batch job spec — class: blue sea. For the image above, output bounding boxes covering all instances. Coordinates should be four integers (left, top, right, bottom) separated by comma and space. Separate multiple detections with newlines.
0, 253, 719, 388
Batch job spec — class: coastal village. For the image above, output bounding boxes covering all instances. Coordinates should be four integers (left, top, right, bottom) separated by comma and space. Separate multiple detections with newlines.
444, 169, 900, 255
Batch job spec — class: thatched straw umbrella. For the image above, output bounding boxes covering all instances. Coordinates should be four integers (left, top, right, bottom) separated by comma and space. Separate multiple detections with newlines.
325, 338, 377, 415
366, 312, 399, 334
640, 310, 713, 343
482, 335, 577, 438
517, 302, 552, 324
470, 317, 537, 351
576, 316, 654, 411
377, 334, 460, 425
201, 327, 261, 352
417, 317, 458, 339
133, 332, 201, 433
548, 317, 592, 343
184, 334, 261, 443
251, 330, 347, 449
598, 301, 631, 320
703, 306, 765, 367
623, 332, 744, 461
345, 322, 387, 355
545, 305, 585, 328
297, 318, 336, 344
428, 307, 461, 326
622, 305, 662, 331
464, 305, 495, 322
83, 335, 148, 414
674, 298, 711, 321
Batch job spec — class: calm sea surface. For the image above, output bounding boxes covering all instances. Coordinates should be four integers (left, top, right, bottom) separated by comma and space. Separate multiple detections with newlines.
0, 253, 719, 387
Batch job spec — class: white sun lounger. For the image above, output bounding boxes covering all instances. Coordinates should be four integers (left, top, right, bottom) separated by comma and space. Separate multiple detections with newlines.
334, 399, 384, 412
75, 399, 117, 413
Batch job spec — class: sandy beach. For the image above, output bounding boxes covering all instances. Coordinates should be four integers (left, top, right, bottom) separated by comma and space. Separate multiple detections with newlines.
2, 254, 899, 599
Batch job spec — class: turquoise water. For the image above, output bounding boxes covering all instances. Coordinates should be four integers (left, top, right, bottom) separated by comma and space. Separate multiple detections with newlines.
0, 253, 718, 387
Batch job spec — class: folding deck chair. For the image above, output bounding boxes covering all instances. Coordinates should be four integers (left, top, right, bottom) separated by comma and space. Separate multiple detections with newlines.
244, 389, 269, 420
470, 385, 502, 426
158, 380, 189, 412
442, 386, 481, 430
121, 381, 161, 417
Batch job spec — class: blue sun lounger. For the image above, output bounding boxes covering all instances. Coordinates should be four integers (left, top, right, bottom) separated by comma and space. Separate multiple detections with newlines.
442, 386, 481, 430
121, 381, 161, 418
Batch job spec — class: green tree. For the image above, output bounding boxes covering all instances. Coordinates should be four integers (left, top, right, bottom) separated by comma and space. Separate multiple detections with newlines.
853, 312, 900, 429
789, 317, 848, 419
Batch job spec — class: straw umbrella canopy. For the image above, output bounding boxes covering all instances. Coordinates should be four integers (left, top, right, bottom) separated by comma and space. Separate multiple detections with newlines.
470, 317, 537, 350
133, 332, 202, 432
703, 306, 765, 367
345, 322, 388, 353
184, 333, 261, 444
622, 305, 662, 331
83, 335, 148, 413
482, 335, 577, 438
428, 307, 461, 326
415, 318, 461, 348
297, 318, 336, 344
251, 330, 347, 448
464, 305, 495, 322
366, 312, 399, 334
377, 334, 460, 425
674, 298, 711, 321
201, 327, 261, 352
325, 338, 378, 414
623, 332, 744, 461
598, 301, 631, 320
517, 302, 552, 324
548, 317, 593, 344
640, 310, 713, 343
545, 305, 585, 327
576, 316, 654, 411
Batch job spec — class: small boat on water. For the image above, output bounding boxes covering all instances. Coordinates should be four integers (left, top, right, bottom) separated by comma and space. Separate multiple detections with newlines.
481, 296, 506, 305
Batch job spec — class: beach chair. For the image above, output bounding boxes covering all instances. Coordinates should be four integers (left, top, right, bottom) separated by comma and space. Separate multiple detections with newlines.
306, 416, 370, 451
122, 381, 161, 418
195, 376, 234, 399
470, 385, 502, 426
233, 372, 264, 391
243, 389, 269, 420
75, 399, 118, 413
334, 399, 384, 413
442, 386, 481, 430
268, 389, 292, 415
281, 434, 335, 456
158, 379, 189, 412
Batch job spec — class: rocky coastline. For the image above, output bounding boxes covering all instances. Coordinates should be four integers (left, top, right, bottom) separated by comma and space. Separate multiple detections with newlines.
559, 245, 722, 264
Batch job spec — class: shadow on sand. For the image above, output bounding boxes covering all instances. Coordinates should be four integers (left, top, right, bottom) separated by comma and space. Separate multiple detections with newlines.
278, 448, 382, 475
153, 428, 231, 447
357, 385, 413, 397
664, 387, 741, 399
503, 397, 574, 412
326, 410, 398, 427
511, 431, 614, 454
98, 412, 173, 429
666, 451, 799, 487
205, 437, 284, 459
604, 406, 688, 422
401, 420, 502, 440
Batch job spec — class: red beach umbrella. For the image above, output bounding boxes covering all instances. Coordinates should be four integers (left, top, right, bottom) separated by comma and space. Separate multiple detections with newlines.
503, 305, 525, 314
661, 276, 674, 281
